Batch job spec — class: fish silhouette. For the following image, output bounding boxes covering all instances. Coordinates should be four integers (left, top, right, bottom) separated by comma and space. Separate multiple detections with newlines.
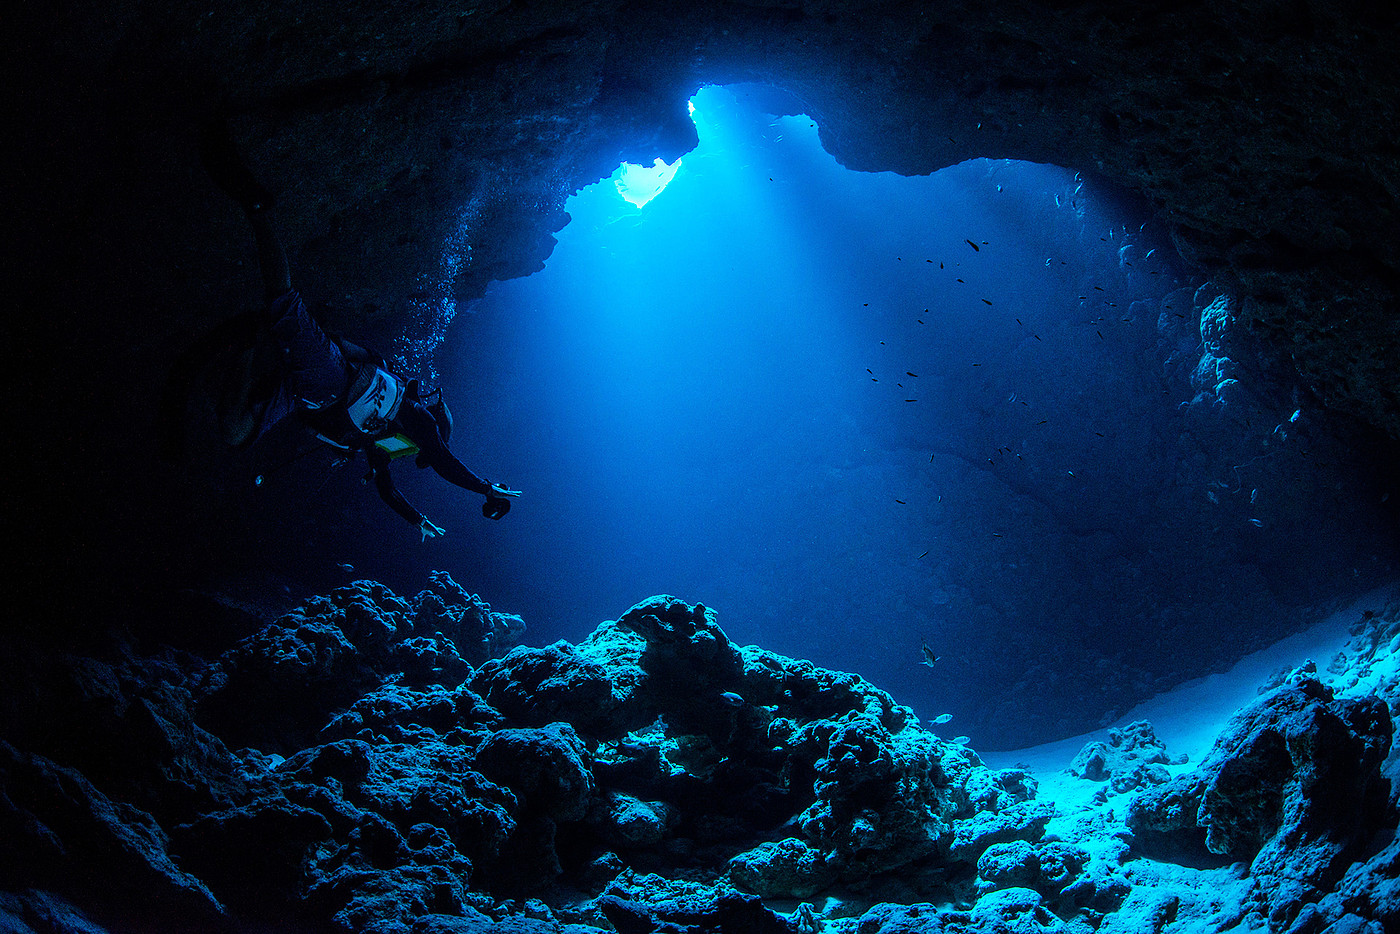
920, 640, 940, 667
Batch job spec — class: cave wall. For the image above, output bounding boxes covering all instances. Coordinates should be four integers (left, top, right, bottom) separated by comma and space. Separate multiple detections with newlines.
5, 0, 1399, 605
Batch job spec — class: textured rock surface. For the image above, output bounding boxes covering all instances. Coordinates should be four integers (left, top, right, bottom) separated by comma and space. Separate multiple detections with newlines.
3, 576, 1399, 931
1070, 720, 1180, 795
1126, 669, 1394, 932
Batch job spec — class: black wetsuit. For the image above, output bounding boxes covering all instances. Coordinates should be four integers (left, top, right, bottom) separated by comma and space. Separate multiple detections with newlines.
362, 396, 492, 526
267, 288, 492, 526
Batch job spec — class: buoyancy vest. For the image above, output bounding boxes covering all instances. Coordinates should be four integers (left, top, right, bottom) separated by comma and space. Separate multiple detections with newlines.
343, 365, 407, 437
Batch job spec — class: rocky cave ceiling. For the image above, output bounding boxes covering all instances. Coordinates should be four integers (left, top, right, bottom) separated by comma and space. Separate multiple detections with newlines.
6, 0, 1400, 598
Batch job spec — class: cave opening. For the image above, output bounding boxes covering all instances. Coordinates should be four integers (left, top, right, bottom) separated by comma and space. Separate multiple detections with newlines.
399, 84, 1397, 750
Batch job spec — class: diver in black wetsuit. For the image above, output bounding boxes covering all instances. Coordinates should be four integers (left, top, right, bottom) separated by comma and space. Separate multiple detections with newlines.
190, 122, 518, 540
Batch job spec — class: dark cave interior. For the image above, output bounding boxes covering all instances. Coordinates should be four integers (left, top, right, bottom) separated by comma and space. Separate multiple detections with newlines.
4, 2, 1400, 932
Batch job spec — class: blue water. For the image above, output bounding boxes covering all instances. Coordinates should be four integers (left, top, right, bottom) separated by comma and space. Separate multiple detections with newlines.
384, 85, 1397, 748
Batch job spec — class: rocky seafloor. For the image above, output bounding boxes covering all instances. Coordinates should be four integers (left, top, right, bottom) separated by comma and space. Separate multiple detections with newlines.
2, 574, 1398, 934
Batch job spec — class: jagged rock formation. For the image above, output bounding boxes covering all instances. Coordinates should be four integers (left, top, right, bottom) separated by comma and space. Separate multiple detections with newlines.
2, 575, 1396, 932
5, 3, 1400, 926
1127, 672, 1394, 932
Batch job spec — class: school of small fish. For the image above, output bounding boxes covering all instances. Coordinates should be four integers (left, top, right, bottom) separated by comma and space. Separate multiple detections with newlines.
845, 177, 1196, 727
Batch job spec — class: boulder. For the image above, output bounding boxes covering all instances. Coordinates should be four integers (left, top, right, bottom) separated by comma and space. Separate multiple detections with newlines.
473, 724, 595, 824
1127, 672, 1393, 931
728, 836, 838, 899
472, 643, 623, 736
1069, 721, 1178, 794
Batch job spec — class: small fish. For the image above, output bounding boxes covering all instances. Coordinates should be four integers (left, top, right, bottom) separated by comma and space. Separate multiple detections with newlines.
336, 563, 355, 573
1289, 408, 1302, 423
719, 692, 744, 707
920, 641, 940, 667
982, 298, 993, 306
895, 499, 907, 504
905, 399, 917, 403
906, 371, 919, 378
965, 239, 980, 252
933, 713, 953, 724
1097, 330, 1104, 340
1094, 286, 1105, 291
957, 277, 965, 283
952, 735, 971, 745
1249, 518, 1264, 528
917, 551, 929, 559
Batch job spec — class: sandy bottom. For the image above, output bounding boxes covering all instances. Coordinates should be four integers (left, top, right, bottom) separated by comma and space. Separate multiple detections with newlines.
968, 583, 1400, 933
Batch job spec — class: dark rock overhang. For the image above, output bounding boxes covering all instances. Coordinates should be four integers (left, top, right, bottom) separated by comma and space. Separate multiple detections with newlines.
6, 0, 1399, 600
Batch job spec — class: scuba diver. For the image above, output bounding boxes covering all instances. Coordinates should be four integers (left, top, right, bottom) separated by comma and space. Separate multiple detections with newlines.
172, 121, 519, 540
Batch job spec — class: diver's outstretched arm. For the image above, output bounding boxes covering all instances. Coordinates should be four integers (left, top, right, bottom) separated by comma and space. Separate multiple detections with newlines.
366, 444, 445, 540
397, 400, 492, 496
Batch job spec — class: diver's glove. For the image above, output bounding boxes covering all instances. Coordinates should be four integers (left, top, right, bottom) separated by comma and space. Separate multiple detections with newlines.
418, 517, 446, 541
482, 482, 521, 521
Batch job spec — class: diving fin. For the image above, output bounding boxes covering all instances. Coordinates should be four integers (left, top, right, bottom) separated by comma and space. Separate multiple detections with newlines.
199, 118, 275, 212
